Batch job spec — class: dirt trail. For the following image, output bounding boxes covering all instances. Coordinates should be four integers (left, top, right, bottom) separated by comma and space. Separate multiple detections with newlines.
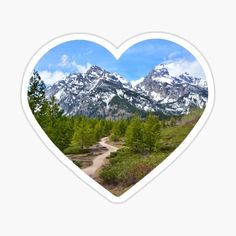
83, 137, 118, 178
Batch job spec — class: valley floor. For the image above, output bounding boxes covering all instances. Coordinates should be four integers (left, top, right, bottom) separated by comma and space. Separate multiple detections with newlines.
66, 109, 203, 196
67, 137, 119, 177
83, 137, 118, 178
67, 137, 129, 196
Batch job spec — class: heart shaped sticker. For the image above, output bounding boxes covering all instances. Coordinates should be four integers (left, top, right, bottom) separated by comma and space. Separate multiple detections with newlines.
22, 33, 214, 202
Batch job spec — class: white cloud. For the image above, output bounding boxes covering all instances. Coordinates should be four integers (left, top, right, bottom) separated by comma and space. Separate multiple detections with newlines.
58, 54, 69, 67
163, 59, 205, 78
167, 51, 180, 59
71, 61, 91, 73
39, 55, 92, 85
58, 54, 91, 73
39, 70, 67, 85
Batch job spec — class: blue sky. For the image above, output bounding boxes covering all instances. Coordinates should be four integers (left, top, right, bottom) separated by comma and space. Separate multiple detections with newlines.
35, 39, 205, 85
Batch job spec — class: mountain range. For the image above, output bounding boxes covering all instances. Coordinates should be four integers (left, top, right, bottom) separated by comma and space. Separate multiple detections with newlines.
45, 64, 208, 119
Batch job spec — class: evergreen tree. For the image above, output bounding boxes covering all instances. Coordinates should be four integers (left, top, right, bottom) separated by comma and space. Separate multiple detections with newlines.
119, 119, 127, 137
52, 116, 74, 150
94, 120, 103, 141
71, 117, 94, 150
143, 113, 161, 152
125, 114, 144, 153
111, 121, 122, 141
27, 70, 51, 128
27, 71, 73, 151
103, 119, 113, 136
27, 70, 46, 115
45, 96, 73, 150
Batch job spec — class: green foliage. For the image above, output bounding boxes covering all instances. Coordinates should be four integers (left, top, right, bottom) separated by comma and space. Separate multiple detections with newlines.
72, 160, 82, 168
50, 116, 74, 151
119, 119, 129, 136
27, 70, 46, 115
124, 113, 161, 153
159, 110, 202, 152
94, 121, 103, 141
143, 113, 161, 152
28, 71, 203, 190
103, 120, 113, 136
27, 71, 73, 151
100, 149, 166, 186
125, 113, 144, 153
100, 109, 203, 187
110, 119, 129, 141
37, 96, 73, 151
111, 122, 122, 141
66, 116, 113, 153
71, 117, 95, 150
63, 146, 89, 155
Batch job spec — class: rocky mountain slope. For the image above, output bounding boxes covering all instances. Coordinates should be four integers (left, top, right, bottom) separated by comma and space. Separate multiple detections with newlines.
45, 64, 208, 118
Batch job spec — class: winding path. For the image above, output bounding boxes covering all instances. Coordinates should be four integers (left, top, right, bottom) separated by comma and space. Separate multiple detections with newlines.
83, 137, 118, 178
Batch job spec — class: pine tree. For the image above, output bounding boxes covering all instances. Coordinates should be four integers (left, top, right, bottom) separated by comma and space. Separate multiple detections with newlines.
143, 113, 161, 152
51, 116, 74, 150
125, 114, 144, 153
94, 120, 103, 141
27, 70, 46, 115
27, 70, 50, 128
119, 119, 127, 137
103, 119, 113, 136
71, 117, 94, 150
45, 96, 74, 150
111, 121, 122, 141
27, 71, 73, 151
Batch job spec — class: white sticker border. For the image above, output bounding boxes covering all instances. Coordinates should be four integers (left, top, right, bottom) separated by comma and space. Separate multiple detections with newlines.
21, 32, 215, 203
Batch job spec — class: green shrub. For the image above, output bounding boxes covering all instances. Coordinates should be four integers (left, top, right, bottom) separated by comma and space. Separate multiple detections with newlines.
72, 160, 82, 168
107, 151, 118, 159
100, 149, 167, 186
63, 146, 89, 155
101, 110, 202, 187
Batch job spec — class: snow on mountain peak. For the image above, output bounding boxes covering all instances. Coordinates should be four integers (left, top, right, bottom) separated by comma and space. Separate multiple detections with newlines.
152, 64, 170, 77
131, 77, 144, 87
112, 72, 129, 85
88, 65, 103, 72
154, 63, 166, 70
46, 63, 208, 118
86, 65, 104, 77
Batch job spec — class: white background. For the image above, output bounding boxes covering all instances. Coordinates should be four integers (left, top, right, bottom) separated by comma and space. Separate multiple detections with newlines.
0, 0, 235, 235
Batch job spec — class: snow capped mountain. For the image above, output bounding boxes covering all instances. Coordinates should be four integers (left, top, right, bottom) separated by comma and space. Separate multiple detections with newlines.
131, 77, 144, 87
133, 64, 208, 114
46, 64, 208, 118
46, 65, 156, 119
